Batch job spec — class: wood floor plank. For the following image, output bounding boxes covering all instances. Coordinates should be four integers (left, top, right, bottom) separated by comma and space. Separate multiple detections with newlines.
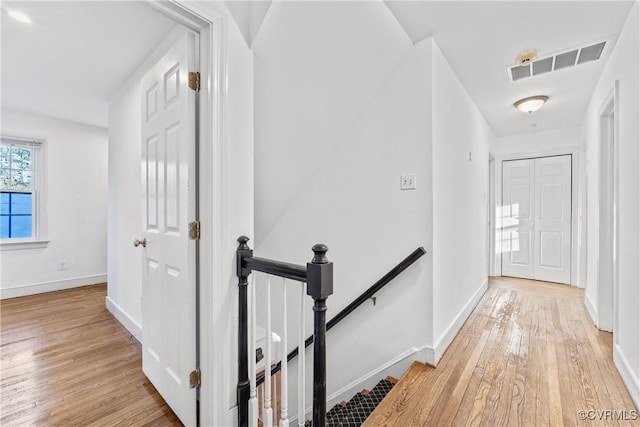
363, 361, 434, 426
364, 277, 639, 427
0, 284, 182, 427
521, 293, 540, 427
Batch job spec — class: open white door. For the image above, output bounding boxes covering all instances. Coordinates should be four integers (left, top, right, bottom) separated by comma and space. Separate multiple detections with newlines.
502, 156, 572, 284
140, 32, 198, 426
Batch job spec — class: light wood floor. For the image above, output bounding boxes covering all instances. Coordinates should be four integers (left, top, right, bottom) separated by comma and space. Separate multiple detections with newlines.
0, 284, 182, 426
365, 277, 639, 427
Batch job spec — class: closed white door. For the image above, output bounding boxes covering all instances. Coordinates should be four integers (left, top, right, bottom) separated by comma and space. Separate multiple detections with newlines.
502, 156, 572, 284
141, 32, 197, 426
533, 156, 572, 283
502, 159, 536, 279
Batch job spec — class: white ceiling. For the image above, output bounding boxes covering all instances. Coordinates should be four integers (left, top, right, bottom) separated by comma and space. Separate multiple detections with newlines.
384, 1, 635, 136
1, 1, 635, 137
1, 1, 177, 128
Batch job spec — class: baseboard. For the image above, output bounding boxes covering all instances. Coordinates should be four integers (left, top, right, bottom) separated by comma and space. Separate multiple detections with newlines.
327, 345, 432, 408
105, 296, 143, 342
584, 294, 599, 327
286, 344, 434, 424
432, 278, 488, 365
614, 344, 640, 410
0, 274, 108, 299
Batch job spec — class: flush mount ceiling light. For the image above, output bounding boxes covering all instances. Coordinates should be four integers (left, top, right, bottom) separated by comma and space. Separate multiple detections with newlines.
514, 95, 548, 113
8, 10, 32, 24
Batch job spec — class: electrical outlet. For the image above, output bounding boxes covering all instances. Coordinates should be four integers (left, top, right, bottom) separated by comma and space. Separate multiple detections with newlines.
400, 174, 417, 190
57, 260, 67, 271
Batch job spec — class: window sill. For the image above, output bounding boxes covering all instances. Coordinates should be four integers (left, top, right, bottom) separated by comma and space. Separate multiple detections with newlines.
0, 239, 50, 250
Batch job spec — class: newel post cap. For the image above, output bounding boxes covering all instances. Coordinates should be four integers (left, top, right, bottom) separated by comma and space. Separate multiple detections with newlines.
307, 243, 333, 299
237, 235, 250, 250
311, 244, 329, 264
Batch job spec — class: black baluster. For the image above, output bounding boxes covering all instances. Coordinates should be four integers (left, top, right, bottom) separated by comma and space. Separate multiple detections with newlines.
236, 236, 253, 427
307, 244, 333, 427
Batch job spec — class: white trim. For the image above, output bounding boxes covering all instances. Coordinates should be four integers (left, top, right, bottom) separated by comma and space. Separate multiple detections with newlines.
584, 293, 599, 327
0, 274, 107, 299
152, 2, 232, 426
595, 83, 618, 333
0, 238, 49, 250
432, 279, 488, 364
106, 296, 143, 342
487, 154, 496, 277
614, 344, 640, 410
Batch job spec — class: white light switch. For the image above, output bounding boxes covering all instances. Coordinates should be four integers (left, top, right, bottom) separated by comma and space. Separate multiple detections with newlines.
400, 174, 417, 190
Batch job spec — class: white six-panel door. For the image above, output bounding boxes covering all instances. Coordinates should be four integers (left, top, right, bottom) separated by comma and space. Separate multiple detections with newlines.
533, 156, 572, 283
502, 159, 536, 279
502, 156, 572, 284
141, 32, 197, 426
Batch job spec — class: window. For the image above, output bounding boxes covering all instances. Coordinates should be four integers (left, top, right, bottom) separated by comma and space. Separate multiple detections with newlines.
0, 137, 43, 241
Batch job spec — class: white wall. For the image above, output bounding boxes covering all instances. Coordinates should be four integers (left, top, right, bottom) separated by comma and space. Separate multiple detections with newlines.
253, 1, 434, 414
0, 109, 108, 298
107, 26, 186, 340
582, 1, 639, 408
215, 8, 255, 421
493, 126, 582, 157
431, 42, 494, 362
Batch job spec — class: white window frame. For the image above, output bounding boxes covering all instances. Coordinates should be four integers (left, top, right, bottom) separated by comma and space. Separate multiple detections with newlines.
0, 136, 48, 250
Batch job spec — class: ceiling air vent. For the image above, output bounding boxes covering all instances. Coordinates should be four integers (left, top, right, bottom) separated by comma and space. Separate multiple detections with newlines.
507, 39, 610, 82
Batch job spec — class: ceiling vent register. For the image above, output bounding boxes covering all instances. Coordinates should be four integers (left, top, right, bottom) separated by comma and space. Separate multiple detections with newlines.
508, 41, 607, 82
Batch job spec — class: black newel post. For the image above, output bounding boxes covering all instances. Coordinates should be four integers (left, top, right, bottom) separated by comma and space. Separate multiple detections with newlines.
307, 244, 333, 427
236, 236, 253, 427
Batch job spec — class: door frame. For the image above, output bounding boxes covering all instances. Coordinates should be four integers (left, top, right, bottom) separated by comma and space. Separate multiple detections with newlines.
497, 149, 582, 286
146, 2, 231, 425
487, 154, 496, 277
596, 81, 619, 334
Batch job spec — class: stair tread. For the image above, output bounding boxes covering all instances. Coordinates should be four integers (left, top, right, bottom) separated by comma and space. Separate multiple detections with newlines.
340, 379, 395, 425
327, 403, 346, 420
361, 361, 435, 426
327, 392, 366, 424
312, 376, 400, 427
385, 376, 399, 384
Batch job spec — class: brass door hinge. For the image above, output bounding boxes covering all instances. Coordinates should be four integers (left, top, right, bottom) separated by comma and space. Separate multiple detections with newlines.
189, 221, 201, 240
189, 368, 201, 388
189, 71, 200, 92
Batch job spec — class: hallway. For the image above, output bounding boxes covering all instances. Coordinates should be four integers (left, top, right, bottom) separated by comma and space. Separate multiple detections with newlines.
366, 277, 638, 426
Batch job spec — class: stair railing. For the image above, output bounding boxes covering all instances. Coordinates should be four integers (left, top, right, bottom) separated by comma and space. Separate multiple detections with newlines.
237, 236, 333, 427
256, 246, 426, 386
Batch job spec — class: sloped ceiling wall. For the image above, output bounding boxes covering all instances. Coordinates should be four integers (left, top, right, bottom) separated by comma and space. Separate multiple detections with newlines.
251, 0, 434, 407
225, 0, 273, 47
